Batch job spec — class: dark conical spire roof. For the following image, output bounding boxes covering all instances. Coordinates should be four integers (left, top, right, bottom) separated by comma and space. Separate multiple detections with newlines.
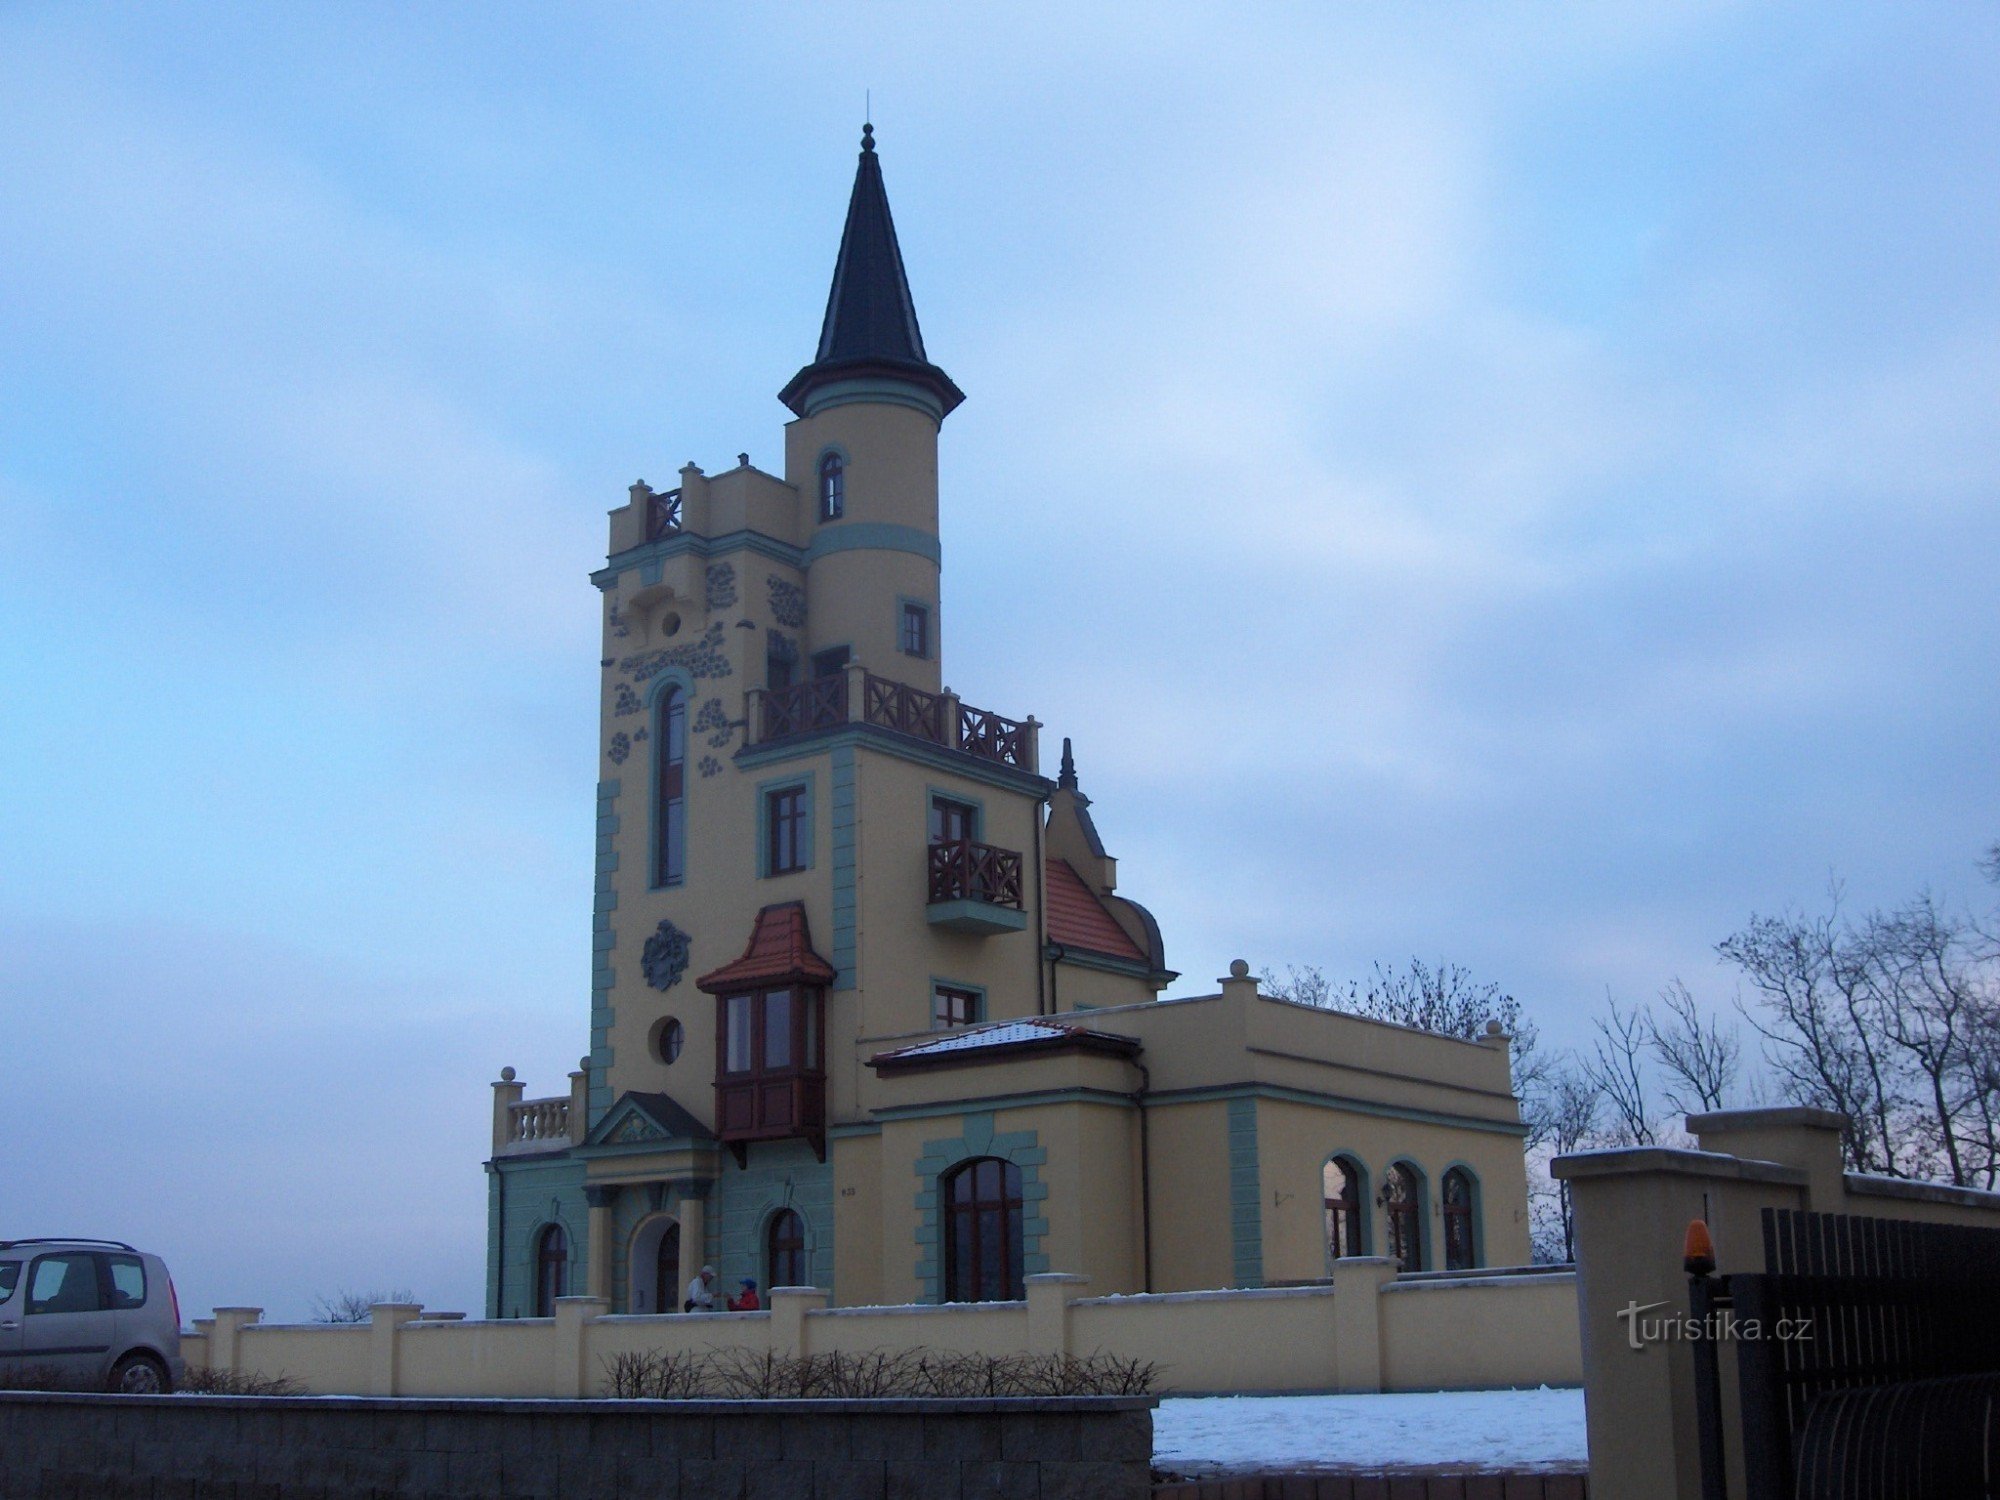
779, 125, 964, 420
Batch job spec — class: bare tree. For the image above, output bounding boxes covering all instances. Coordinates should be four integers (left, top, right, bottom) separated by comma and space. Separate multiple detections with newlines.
1529, 1053, 1605, 1263
1583, 995, 1656, 1145
1648, 979, 1740, 1116
312, 1289, 418, 1324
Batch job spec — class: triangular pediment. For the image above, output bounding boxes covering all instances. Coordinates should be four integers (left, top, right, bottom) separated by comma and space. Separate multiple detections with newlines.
581, 1090, 715, 1150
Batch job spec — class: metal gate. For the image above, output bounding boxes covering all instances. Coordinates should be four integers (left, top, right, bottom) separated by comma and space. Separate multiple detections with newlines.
1689, 1208, 2000, 1500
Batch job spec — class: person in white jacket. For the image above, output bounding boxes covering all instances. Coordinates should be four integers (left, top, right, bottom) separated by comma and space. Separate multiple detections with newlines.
684, 1264, 717, 1312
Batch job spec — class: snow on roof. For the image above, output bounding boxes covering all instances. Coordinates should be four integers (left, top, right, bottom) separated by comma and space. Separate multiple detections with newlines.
883, 1018, 1082, 1058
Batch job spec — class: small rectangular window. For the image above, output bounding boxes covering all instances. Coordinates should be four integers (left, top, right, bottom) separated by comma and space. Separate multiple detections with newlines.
0, 1262, 18, 1302
763, 989, 795, 1069
724, 995, 753, 1074
933, 984, 980, 1029
27, 1253, 101, 1315
900, 602, 929, 658
766, 786, 807, 874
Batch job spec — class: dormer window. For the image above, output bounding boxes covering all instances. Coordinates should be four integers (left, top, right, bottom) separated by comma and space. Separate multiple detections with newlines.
818, 451, 844, 521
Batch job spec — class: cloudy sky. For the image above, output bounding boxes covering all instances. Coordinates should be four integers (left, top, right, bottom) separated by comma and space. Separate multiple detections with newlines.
4, 4, 1995, 1320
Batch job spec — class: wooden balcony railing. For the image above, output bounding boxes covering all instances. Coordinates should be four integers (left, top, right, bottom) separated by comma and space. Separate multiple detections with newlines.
928, 838, 1026, 909
507, 1096, 570, 1147
647, 487, 683, 541
760, 674, 848, 741
750, 670, 1037, 773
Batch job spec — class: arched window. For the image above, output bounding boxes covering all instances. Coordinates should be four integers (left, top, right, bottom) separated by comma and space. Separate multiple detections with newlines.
818, 451, 844, 521
653, 1221, 680, 1316
1383, 1163, 1425, 1274
534, 1224, 569, 1317
1442, 1167, 1477, 1271
1323, 1156, 1366, 1260
768, 1209, 807, 1290
655, 687, 685, 885
942, 1157, 1024, 1303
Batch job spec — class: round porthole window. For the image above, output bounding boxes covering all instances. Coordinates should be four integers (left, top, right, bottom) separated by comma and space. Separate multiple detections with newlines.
652, 1017, 685, 1066
659, 611, 682, 639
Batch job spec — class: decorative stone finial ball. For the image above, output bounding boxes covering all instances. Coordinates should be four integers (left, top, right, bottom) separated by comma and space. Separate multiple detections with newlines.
500, 1066, 516, 1082
579, 1057, 591, 1072
1229, 959, 1250, 979
1485, 1019, 1504, 1037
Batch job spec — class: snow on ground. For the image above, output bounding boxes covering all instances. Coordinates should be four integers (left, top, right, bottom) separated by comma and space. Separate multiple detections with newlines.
1153, 1387, 1587, 1474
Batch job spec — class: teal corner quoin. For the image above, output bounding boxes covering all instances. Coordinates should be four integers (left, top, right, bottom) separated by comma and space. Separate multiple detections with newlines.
910, 1112, 1050, 1301
1227, 1096, 1264, 1288
830, 745, 858, 990
589, 777, 621, 1122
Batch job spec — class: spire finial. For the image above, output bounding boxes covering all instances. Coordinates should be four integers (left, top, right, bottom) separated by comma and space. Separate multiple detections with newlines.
1059, 736, 1077, 790
861, 121, 874, 154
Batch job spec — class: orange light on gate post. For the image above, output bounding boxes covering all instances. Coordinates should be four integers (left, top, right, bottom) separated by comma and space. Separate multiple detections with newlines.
1683, 1218, 1717, 1277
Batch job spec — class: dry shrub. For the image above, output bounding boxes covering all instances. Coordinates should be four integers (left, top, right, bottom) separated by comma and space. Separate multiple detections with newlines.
176, 1367, 306, 1396
599, 1346, 1155, 1400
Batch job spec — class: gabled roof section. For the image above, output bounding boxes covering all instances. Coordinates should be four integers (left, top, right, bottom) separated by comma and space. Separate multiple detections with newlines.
695, 901, 837, 993
582, 1090, 713, 1149
779, 125, 965, 421
1045, 858, 1148, 964
869, 1017, 1141, 1075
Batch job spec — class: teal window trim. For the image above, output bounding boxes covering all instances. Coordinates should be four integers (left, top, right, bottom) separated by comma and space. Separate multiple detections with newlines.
1321, 1150, 1373, 1264
1439, 1160, 1484, 1270
912, 1115, 1049, 1302
926, 782, 984, 843
755, 771, 817, 878
929, 976, 987, 1029
896, 595, 934, 660
646, 669, 695, 891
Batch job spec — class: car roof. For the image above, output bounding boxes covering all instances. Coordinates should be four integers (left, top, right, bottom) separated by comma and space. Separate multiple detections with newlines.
0, 1239, 141, 1253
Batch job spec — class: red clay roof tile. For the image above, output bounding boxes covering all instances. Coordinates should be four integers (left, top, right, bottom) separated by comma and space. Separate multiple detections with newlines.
695, 902, 837, 992
1044, 858, 1148, 964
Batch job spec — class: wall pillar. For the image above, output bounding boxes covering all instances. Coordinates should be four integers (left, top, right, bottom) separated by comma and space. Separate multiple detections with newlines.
552, 1296, 610, 1398
769, 1287, 828, 1360
208, 1307, 262, 1376
675, 1182, 709, 1309
584, 1186, 616, 1302
491, 1069, 523, 1156
1688, 1107, 1849, 1211
1329, 1257, 1394, 1393
1552, 1144, 1810, 1500
1025, 1273, 1088, 1357
568, 1057, 590, 1144
368, 1303, 423, 1397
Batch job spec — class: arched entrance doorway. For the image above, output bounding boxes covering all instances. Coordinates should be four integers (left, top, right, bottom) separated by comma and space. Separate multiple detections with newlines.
627, 1214, 682, 1314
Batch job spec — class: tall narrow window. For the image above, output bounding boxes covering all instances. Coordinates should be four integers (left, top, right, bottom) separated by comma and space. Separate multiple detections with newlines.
929, 796, 977, 846
655, 688, 686, 885
818, 451, 844, 521
1442, 1168, 1477, 1271
534, 1224, 569, 1317
766, 786, 807, 875
900, 601, 929, 658
1383, 1163, 1424, 1274
1324, 1156, 1365, 1260
768, 1209, 807, 1290
942, 1157, 1025, 1303
933, 984, 980, 1029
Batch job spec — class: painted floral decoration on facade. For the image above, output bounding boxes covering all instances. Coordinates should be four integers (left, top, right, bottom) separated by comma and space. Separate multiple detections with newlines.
767, 576, 807, 629
608, 602, 631, 639
698, 755, 723, 779
693, 697, 733, 749
619, 622, 731, 684
642, 920, 693, 992
608, 732, 631, 765
705, 562, 738, 611
614, 683, 642, 717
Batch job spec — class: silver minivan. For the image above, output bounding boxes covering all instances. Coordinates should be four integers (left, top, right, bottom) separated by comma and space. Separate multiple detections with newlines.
0, 1239, 184, 1392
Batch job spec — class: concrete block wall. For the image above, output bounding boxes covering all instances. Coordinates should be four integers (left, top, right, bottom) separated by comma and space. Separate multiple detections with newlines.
0, 1392, 1155, 1500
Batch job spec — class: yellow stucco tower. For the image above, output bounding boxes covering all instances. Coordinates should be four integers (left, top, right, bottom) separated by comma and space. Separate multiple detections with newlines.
486, 128, 1533, 1321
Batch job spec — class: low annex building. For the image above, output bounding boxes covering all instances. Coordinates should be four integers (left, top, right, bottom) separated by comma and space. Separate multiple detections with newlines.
484, 127, 1532, 1320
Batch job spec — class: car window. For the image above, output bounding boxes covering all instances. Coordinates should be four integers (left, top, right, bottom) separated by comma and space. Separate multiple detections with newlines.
105, 1254, 147, 1308
0, 1261, 18, 1302
27, 1253, 103, 1315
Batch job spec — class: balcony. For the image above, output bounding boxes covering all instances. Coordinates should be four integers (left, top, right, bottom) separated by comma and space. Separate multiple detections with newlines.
926, 838, 1028, 935
749, 669, 1038, 773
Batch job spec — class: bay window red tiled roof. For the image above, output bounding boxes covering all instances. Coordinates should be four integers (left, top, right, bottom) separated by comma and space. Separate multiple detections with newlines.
1044, 859, 1147, 963
695, 902, 837, 992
